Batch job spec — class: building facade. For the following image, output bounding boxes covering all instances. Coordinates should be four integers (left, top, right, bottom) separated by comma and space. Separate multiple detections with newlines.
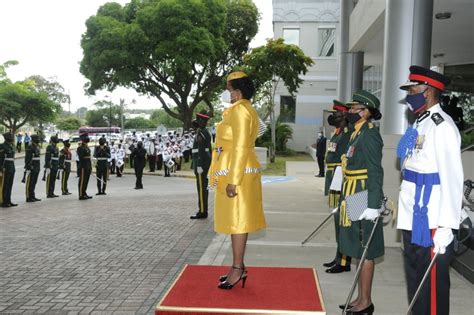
272, 0, 340, 151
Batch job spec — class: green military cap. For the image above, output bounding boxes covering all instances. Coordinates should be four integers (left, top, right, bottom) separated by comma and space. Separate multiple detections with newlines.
333, 99, 351, 112
347, 90, 380, 109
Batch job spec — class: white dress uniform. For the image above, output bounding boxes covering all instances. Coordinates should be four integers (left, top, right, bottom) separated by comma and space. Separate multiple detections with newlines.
397, 104, 463, 231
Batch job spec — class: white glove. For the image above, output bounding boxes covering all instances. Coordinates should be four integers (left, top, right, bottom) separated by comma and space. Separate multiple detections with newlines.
197, 166, 203, 174
433, 227, 454, 255
358, 208, 380, 221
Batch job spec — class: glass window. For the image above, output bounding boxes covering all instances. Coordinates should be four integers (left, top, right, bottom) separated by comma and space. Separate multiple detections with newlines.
280, 96, 296, 123
283, 29, 299, 46
318, 28, 335, 57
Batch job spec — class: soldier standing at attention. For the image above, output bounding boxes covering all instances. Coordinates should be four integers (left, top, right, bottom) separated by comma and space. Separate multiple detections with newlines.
397, 66, 462, 315
94, 137, 110, 195
337, 90, 384, 314
77, 134, 93, 200
0, 132, 18, 207
58, 139, 72, 195
323, 100, 352, 274
131, 141, 147, 189
25, 134, 42, 202
190, 111, 212, 220
45, 135, 60, 198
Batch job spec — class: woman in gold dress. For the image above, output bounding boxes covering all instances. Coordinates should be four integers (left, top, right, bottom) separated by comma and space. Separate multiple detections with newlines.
209, 71, 266, 290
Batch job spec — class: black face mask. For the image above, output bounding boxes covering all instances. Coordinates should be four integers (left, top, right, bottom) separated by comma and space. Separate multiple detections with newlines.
347, 112, 362, 124
137, 144, 143, 149
327, 114, 337, 126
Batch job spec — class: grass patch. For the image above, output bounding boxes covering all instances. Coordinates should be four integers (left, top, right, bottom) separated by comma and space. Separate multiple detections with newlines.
262, 152, 313, 176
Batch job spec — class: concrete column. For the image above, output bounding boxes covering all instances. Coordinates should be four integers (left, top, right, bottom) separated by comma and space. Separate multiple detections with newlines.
338, 0, 364, 102
380, 0, 434, 135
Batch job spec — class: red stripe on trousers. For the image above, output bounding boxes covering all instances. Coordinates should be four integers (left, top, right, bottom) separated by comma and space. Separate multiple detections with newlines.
431, 229, 437, 315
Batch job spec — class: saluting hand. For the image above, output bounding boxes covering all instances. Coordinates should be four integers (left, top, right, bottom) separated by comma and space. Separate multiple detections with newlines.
226, 184, 237, 198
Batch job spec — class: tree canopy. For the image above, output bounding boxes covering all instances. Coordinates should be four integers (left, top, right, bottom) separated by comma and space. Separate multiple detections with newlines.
80, 0, 259, 129
85, 101, 122, 127
55, 117, 83, 131
243, 38, 313, 161
124, 117, 155, 129
0, 62, 62, 134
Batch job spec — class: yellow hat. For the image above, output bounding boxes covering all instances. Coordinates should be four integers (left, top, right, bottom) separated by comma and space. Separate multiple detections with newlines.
227, 71, 248, 81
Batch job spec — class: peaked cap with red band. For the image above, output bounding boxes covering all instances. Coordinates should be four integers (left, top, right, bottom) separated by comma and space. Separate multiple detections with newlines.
400, 65, 450, 91
196, 110, 210, 120
332, 99, 350, 112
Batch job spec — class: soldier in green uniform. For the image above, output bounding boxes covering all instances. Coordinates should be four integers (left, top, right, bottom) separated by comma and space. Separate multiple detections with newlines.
25, 134, 42, 202
94, 137, 111, 195
190, 110, 212, 220
77, 134, 93, 200
337, 90, 384, 314
323, 100, 352, 274
0, 132, 18, 207
45, 135, 60, 198
58, 139, 72, 195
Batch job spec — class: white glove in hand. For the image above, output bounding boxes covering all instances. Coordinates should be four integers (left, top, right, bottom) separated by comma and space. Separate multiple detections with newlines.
358, 208, 380, 221
433, 227, 453, 255
197, 166, 203, 174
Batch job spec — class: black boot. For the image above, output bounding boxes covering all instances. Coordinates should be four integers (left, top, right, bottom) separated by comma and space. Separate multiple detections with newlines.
190, 212, 208, 219
325, 264, 351, 273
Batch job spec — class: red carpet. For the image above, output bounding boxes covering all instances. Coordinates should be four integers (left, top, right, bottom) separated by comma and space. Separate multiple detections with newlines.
155, 265, 325, 314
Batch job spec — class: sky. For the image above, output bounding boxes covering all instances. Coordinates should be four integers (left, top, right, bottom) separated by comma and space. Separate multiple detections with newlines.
0, 0, 273, 112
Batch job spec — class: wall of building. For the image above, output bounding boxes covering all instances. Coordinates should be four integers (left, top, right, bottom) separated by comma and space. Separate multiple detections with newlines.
273, 0, 340, 151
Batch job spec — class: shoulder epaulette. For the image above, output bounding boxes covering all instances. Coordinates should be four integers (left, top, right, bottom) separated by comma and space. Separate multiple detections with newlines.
368, 123, 374, 129
431, 113, 444, 125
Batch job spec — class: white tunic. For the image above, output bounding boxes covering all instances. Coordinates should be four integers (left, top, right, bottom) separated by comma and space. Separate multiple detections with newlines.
397, 104, 463, 231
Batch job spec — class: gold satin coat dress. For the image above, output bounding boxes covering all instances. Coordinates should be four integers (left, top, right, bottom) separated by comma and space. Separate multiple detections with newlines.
210, 99, 266, 234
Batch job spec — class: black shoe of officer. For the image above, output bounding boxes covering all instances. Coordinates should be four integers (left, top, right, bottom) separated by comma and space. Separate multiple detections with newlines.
62, 191, 72, 196
1, 203, 11, 208
34, 198, 41, 202
26, 198, 35, 202
96, 192, 102, 195
190, 212, 208, 219
86, 195, 93, 199
323, 259, 336, 268
325, 264, 351, 273
9, 203, 18, 207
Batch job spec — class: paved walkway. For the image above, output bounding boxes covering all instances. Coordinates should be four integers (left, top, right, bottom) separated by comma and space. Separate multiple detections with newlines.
199, 161, 474, 315
1, 160, 472, 314
0, 174, 214, 314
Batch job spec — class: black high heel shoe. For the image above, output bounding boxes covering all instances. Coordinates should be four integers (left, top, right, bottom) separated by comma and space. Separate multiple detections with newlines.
345, 303, 374, 315
219, 264, 245, 282
218, 266, 247, 290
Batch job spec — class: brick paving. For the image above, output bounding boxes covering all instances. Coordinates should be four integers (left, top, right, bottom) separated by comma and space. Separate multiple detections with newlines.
0, 173, 215, 314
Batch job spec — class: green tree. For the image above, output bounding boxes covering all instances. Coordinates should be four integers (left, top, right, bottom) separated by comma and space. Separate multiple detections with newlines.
85, 100, 122, 127
150, 108, 182, 128
75, 107, 88, 119
0, 81, 59, 134
256, 117, 293, 153
0, 62, 62, 134
56, 117, 83, 131
80, 0, 259, 129
0, 60, 18, 83
243, 38, 313, 162
124, 117, 155, 129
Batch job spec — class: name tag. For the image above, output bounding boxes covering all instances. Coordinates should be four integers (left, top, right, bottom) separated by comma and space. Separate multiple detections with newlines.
328, 142, 337, 152
346, 145, 356, 158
